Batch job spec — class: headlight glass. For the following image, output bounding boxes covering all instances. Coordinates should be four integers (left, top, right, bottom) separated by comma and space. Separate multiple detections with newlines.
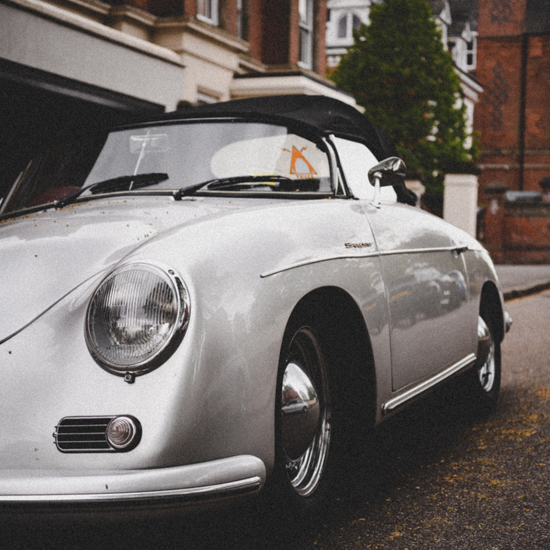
86, 263, 189, 376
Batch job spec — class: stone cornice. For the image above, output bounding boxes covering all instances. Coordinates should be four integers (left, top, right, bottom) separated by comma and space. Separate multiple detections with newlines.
155, 16, 249, 54
108, 4, 157, 28
41, 0, 110, 20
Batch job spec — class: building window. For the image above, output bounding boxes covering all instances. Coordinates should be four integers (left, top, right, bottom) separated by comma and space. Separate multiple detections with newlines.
237, 0, 249, 40
197, 0, 219, 25
466, 37, 477, 70
298, 0, 314, 69
337, 12, 361, 40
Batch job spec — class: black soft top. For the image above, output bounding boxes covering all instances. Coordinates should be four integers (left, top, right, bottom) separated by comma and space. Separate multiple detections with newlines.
160, 95, 417, 205
163, 95, 397, 162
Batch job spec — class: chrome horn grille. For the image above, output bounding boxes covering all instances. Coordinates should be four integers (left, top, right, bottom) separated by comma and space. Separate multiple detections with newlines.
54, 416, 141, 453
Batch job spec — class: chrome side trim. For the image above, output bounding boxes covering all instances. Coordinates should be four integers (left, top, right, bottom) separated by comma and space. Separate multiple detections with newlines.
379, 246, 459, 257
0, 477, 262, 504
260, 252, 378, 278
261, 246, 463, 278
382, 353, 477, 414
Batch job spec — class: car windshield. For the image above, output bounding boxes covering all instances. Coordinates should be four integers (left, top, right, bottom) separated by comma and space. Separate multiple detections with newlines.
0, 121, 332, 215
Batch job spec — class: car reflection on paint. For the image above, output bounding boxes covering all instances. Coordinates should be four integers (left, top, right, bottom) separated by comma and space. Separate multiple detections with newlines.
282, 398, 309, 415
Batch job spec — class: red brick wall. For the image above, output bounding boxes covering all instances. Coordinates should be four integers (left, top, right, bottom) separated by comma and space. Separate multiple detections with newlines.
288, 0, 300, 65
483, 187, 550, 263
524, 34, 550, 190
220, 0, 238, 35
478, 0, 526, 36
247, 0, 263, 60
475, 0, 550, 198
476, 0, 524, 197
313, 0, 326, 74
183, 0, 197, 17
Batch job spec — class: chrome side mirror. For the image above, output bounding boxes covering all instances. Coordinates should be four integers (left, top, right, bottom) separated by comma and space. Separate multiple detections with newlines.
368, 157, 406, 208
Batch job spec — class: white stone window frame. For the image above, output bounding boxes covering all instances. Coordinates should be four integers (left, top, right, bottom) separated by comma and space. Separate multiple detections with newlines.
336, 11, 362, 42
298, 0, 314, 69
197, 0, 219, 26
466, 35, 477, 70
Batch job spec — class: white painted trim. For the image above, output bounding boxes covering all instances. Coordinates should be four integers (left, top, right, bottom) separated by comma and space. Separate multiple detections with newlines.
4, 0, 182, 65
230, 74, 359, 108
1, 0, 185, 110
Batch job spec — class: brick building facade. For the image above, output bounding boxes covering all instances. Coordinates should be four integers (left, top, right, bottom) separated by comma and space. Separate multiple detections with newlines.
475, 0, 550, 196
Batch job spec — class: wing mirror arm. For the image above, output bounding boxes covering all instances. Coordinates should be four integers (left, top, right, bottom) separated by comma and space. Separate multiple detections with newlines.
371, 171, 382, 209
368, 157, 407, 208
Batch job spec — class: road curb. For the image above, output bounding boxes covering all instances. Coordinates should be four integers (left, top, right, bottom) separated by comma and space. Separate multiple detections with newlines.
504, 281, 550, 302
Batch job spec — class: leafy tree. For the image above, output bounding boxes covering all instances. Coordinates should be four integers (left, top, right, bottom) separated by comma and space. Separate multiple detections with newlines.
331, 0, 477, 194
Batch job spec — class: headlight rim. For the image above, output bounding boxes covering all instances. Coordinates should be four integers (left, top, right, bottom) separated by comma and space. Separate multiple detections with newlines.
85, 261, 190, 378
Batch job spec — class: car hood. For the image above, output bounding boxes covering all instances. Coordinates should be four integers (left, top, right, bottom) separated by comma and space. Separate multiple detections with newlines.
0, 196, 239, 343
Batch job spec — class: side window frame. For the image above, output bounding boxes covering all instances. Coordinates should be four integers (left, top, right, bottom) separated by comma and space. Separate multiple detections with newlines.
298, 0, 314, 69
197, 0, 219, 26
330, 136, 397, 203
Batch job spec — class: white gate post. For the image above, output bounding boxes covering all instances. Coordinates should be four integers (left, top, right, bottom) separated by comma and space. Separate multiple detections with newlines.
443, 173, 479, 237
405, 179, 425, 206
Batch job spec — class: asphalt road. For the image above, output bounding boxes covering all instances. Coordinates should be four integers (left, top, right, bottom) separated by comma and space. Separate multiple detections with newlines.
4, 290, 550, 550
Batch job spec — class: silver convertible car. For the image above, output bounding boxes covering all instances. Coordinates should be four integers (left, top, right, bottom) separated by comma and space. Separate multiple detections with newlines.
0, 95, 510, 515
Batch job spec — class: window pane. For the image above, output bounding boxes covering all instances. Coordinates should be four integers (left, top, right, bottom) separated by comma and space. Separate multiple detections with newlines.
299, 0, 311, 24
197, 0, 211, 18
301, 29, 314, 67
337, 14, 348, 38
299, 0, 313, 67
197, 0, 218, 24
333, 137, 397, 202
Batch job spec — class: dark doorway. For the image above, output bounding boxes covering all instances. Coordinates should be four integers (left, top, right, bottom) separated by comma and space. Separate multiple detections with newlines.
0, 60, 164, 203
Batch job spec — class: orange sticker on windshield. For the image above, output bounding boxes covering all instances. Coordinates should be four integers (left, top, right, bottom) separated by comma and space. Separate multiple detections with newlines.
288, 146, 317, 179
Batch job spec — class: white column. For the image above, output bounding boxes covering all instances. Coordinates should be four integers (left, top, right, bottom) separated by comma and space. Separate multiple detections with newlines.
443, 173, 479, 237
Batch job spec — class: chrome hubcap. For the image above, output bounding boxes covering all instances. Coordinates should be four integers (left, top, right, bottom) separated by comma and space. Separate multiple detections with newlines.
477, 316, 495, 392
281, 327, 330, 498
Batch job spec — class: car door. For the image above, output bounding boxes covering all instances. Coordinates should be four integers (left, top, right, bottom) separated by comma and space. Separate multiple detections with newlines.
333, 137, 472, 391
363, 202, 472, 390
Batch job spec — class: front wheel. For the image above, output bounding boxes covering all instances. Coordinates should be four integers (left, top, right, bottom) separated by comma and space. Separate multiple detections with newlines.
271, 322, 333, 509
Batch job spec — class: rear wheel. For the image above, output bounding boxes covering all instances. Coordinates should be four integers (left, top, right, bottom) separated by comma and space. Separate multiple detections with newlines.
469, 313, 501, 410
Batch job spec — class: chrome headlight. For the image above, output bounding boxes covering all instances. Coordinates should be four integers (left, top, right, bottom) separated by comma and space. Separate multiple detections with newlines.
86, 263, 190, 378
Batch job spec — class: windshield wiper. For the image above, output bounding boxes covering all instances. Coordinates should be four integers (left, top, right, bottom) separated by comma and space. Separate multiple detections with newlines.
174, 175, 294, 199
56, 172, 169, 209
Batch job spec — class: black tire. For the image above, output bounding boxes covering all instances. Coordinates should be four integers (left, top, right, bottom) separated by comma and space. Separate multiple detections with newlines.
469, 311, 501, 411
268, 318, 334, 513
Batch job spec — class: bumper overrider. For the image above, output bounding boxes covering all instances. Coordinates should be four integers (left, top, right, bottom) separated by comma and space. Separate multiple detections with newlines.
0, 456, 265, 509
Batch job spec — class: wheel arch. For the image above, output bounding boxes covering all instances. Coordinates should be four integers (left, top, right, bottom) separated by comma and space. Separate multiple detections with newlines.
480, 281, 505, 343
283, 286, 377, 429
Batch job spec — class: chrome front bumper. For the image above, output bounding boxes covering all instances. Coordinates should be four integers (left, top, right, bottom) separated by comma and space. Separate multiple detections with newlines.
0, 455, 265, 507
